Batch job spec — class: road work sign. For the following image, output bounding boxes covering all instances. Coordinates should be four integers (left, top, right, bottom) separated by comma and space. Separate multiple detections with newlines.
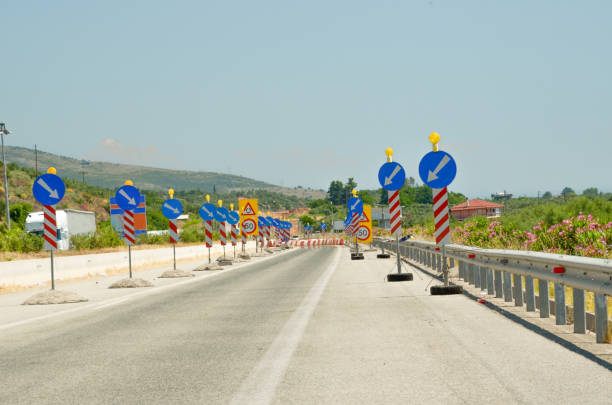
239, 199, 258, 216
239, 198, 258, 236
418, 150, 457, 189
356, 204, 372, 243
347, 197, 363, 215
378, 161, 406, 191
162, 198, 183, 220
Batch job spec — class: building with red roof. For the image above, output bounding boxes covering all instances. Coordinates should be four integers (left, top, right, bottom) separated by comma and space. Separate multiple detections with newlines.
450, 199, 504, 221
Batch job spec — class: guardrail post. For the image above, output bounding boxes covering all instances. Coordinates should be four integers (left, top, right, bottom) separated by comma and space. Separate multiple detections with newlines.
554, 283, 566, 325
503, 272, 512, 302
494, 270, 503, 298
513, 274, 523, 307
427, 251, 432, 268
539, 279, 550, 318
473, 265, 480, 288
449, 257, 455, 268
458, 261, 464, 280
437, 254, 442, 271
480, 266, 487, 292
486, 268, 494, 295
595, 293, 609, 343
572, 288, 586, 334
524, 276, 535, 312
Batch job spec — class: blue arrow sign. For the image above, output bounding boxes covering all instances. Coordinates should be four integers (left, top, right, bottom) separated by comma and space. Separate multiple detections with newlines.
199, 203, 216, 221
162, 198, 183, 220
305, 224, 312, 231
321, 223, 327, 230
215, 207, 229, 222
347, 197, 363, 215
378, 161, 406, 191
115, 185, 141, 211
32, 173, 66, 206
258, 216, 268, 226
418, 150, 457, 189
227, 211, 240, 225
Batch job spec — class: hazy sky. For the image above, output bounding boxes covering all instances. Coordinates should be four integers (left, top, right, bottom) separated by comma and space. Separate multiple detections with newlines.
1, 1, 610, 198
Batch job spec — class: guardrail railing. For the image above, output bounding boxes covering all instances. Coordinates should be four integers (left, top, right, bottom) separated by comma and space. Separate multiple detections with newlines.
372, 238, 611, 344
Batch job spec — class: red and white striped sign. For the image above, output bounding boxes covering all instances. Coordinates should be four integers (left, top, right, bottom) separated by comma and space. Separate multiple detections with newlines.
349, 212, 361, 236
204, 220, 213, 248
433, 187, 451, 245
169, 219, 179, 244
219, 221, 227, 246
123, 210, 136, 246
241, 227, 247, 245
388, 190, 402, 236
230, 224, 238, 246
43, 205, 58, 251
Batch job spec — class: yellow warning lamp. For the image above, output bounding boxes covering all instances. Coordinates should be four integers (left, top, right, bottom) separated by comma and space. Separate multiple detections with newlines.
267, 211, 270, 216
352, 189, 357, 197
218, 200, 223, 207
385, 148, 393, 163
206, 194, 210, 203
168, 188, 174, 199
47, 167, 57, 175
124, 179, 134, 186
429, 132, 440, 152
230, 203, 234, 211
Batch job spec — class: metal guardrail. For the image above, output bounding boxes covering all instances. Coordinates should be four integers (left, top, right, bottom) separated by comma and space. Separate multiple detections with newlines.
373, 238, 611, 344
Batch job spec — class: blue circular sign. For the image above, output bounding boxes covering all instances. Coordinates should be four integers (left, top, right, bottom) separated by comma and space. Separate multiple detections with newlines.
347, 197, 363, 215
321, 223, 327, 230
32, 173, 66, 206
418, 150, 457, 189
115, 185, 141, 211
199, 203, 216, 221
215, 207, 229, 222
162, 198, 183, 220
258, 216, 268, 226
305, 224, 312, 231
378, 161, 406, 191
227, 211, 240, 225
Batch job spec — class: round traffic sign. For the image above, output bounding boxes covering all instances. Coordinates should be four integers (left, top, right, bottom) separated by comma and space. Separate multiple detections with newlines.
258, 216, 268, 226
321, 223, 327, 230
242, 218, 256, 234
378, 161, 406, 191
32, 173, 66, 206
199, 203, 216, 221
162, 198, 183, 220
418, 150, 457, 189
356, 226, 370, 241
347, 197, 363, 215
115, 185, 141, 211
215, 207, 229, 222
227, 211, 240, 225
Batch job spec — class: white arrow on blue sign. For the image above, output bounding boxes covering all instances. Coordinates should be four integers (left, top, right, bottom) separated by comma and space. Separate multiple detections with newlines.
418, 150, 457, 189
227, 211, 240, 225
115, 185, 141, 211
347, 197, 363, 215
378, 161, 406, 191
162, 199, 183, 220
199, 203, 216, 221
32, 173, 66, 206
215, 207, 229, 222
321, 223, 327, 230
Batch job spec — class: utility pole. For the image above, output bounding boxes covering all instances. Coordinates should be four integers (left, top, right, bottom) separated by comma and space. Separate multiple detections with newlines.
1, 123, 12, 229
35, 144, 38, 177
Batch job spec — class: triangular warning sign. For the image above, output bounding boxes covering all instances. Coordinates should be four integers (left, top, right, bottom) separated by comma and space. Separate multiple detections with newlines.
242, 202, 255, 216
360, 211, 370, 223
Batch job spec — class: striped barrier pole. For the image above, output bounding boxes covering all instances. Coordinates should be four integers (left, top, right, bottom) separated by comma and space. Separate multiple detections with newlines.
220, 221, 227, 258
205, 220, 213, 263
123, 209, 136, 278
231, 224, 238, 258
43, 205, 58, 289
241, 227, 247, 253
169, 218, 179, 270
433, 186, 451, 285
388, 189, 403, 274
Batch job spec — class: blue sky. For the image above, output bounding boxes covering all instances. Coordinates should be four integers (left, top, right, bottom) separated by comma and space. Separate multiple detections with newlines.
1, 1, 610, 198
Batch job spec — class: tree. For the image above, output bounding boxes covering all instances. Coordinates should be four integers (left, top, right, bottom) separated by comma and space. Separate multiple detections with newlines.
327, 181, 344, 205
413, 186, 433, 204
343, 178, 358, 205
542, 191, 552, 199
561, 187, 575, 197
379, 188, 388, 205
358, 190, 374, 206
298, 215, 314, 226
582, 187, 599, 196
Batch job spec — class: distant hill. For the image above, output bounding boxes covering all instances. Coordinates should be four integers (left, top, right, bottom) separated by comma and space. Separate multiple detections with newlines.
4, 146, 325, 198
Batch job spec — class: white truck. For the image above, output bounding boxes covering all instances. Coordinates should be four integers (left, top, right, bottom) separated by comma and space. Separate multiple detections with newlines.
25, 209, 96, 250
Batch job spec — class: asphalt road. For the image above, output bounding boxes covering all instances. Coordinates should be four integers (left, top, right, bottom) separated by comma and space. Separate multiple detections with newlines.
0, 247, 610, 404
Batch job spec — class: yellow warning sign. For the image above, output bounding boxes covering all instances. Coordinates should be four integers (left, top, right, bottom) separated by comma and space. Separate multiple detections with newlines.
356, 204, 372, 243
239, 198, 258, 236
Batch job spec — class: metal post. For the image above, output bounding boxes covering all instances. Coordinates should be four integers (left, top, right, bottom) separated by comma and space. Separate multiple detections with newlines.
233, 245, 236, 258
128, 245, 133, 278
525, 276, 535, 311
396, 234, 401, 274
449, 257, 455, 269
50, 250, 55, 290
473, 265, 480, 289
480, 266, 487, 292
503, 272, 513, 302
554, 283, 566, 325
442, 245, 448, 286
573, 288, 586, 334
513, 274, 523, 306
486, 268, 494, 295
494, 270, 503, 298
173, 244, 176, 271
539, 279, 550, 318
223, 246, 226, 258
208, 247, 211, 263
594, 293, 609, 343
1, 128, 10, 229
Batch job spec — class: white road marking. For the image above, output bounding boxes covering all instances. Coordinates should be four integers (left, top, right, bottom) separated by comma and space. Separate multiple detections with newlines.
230, 248, 341, 405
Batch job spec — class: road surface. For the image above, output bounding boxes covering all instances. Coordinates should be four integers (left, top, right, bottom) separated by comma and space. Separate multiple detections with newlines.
1, 247, 610, 404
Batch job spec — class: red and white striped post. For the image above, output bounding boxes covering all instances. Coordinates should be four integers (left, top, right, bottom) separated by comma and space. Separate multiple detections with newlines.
43, 205, 58, 289
433, 187, 451, 245
218, 200, 227, 259
205, 220, 213, 263
123, 209, 136, 278
169, 218, 179, 270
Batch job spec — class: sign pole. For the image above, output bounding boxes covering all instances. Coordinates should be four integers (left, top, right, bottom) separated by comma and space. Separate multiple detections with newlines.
50, 250, 55, 290
128, 245, 132, 278
173, 244, 176, 271
396, 234, 402, 274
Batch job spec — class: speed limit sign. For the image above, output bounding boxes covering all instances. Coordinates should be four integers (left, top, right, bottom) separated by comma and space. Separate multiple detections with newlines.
356, 226, 370, 242
241, 217, 257, 235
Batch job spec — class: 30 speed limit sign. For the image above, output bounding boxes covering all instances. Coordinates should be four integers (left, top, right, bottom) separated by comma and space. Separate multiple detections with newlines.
241, 217, 257, 235
356, 226, 370, 241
